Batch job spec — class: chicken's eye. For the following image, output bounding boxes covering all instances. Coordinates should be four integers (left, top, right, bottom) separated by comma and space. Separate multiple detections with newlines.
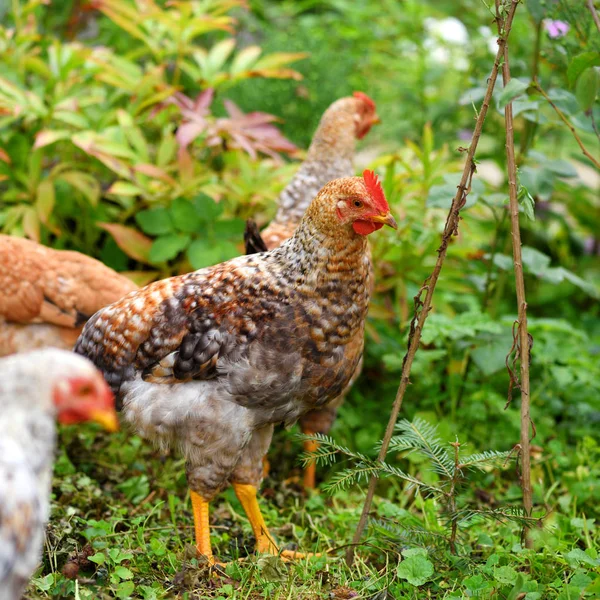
353, 200, 363, 208
78, 384, 93, 396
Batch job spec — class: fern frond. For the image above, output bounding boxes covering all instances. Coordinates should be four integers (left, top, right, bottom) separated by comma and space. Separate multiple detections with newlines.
459, 450, 513, 471
323, 465, 380, 493
392, 418, 455, 479
450, 505, 540, 528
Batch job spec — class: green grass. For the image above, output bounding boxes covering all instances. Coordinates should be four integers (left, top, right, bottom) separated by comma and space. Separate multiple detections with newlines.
28, 418, 600, 599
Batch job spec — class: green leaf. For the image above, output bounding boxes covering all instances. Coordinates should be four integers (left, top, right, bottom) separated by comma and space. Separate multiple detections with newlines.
213, 218, 245, 238
149, 234, 191, 263
396, 554, 434, 586
575, 67, 599, 112
565, 548, 600, 568
544, 159, 578, 178
33, 129, 71, 149
114, 566, 134, 580
187, 238, 224, 270
494, 565, 518, 585
521, 246, 551, 275
36, 180, 55, 225
230, 46, 262, 74
135, 208, 173, 235
88, 552, 106, 565
498, 79, 529, 109
568, 53, 600, 87
107, 181, 143, 197
194, 193, 223, 221
464, 574, 490, 594
170, 198, 202, 233
116, 581, 135, 599
57, 171, 101, 206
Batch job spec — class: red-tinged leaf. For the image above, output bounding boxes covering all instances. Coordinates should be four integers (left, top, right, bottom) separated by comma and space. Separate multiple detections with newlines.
134, 163, 177, 185
0, 148, 11, 163
247, 68, 304, 81
97, 222, 152, 263
177, 147, 194, 184
252, 52, 308, 70
119, 270, 158, 287
230, 46, 262, 74
36, 179, 55, 225
176, 121, 207, 148
34, 130, 72, 149
22, 207, 40, 242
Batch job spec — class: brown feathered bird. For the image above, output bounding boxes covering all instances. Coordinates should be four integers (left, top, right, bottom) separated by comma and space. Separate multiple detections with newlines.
244, 92, 379, 488
75, 171, 396, 564
0, 235, 137, 357
0, 349, 118, 600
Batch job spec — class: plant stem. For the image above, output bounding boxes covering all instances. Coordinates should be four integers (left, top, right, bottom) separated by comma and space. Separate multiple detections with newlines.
448, 441, 461, 554
533, 80, 600, 170
497, 7, 534, 549
345, 0, 521, 567
587, 0, 600, 34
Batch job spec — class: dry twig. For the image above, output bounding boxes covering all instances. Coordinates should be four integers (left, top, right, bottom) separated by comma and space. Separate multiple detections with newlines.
496, 4, 534, 549
533, 80, 600, 170
345, 0, 521, 566
587, 0, 600, 35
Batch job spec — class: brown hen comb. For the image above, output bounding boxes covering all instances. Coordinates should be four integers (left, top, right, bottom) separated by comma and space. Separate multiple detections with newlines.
363, 170, 389, 212
353, 91, 376, 111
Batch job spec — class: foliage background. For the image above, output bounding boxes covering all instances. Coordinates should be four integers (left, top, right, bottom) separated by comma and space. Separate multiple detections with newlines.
1, 0, 599, 598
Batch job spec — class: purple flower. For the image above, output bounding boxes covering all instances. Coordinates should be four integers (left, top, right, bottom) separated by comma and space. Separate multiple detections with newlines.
544, 20, 570, 38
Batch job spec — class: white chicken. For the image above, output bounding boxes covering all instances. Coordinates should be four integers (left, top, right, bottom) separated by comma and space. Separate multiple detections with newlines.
0, 349, 118, 600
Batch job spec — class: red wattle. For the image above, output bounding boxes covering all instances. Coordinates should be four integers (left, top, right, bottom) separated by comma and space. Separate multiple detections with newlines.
353, 220, 384, 235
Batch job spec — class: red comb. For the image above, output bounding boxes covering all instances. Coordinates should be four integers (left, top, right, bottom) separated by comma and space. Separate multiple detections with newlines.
353, 91, 376, 111
362, 169, 389, 212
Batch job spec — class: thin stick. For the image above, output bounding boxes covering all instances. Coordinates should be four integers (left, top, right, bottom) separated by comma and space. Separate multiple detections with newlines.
345, 0, 521, 567
497, 5, 534, 550
533, 80, 600, 170
587, 0, 600, 34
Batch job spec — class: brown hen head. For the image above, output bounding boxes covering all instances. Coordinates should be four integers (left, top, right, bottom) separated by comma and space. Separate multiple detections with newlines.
304, 170, 397, 238
307, 92, 379, 161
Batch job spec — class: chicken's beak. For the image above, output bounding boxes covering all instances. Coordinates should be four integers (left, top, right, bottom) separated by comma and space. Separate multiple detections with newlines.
90, 409, 120, 432
371, 114, 381, 125
370, 212, 398, 229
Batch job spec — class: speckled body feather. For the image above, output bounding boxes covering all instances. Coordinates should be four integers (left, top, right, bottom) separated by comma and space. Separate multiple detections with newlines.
76, 178, 376, 499
0, 235, 137, 357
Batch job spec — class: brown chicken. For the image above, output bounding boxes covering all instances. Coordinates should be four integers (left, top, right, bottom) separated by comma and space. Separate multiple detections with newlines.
244, 92, 379, 488
75, 171, 396, 564
0, 235, 137, 357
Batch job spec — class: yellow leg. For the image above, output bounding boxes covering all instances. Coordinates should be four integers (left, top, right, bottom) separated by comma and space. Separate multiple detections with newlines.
302, 437, 319, 490
190, 490, 215, 564
233, 483, 278, 554
233, 482, 318, 560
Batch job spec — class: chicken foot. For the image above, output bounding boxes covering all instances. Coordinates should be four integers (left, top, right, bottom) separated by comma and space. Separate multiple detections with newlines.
233, 483, 317, 560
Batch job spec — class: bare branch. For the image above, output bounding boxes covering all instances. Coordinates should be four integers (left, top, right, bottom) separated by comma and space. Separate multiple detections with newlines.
533, 80, 600, 170
497, 6, 534, 549
587, 0, 600, 35
345, 0, 522, 567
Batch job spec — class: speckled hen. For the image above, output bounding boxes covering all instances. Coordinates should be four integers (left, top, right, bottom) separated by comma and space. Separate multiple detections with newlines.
0, 235, 137, 357
244, 92, 379, 488
75, 171, 396, 564
0, 349, 118, 600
